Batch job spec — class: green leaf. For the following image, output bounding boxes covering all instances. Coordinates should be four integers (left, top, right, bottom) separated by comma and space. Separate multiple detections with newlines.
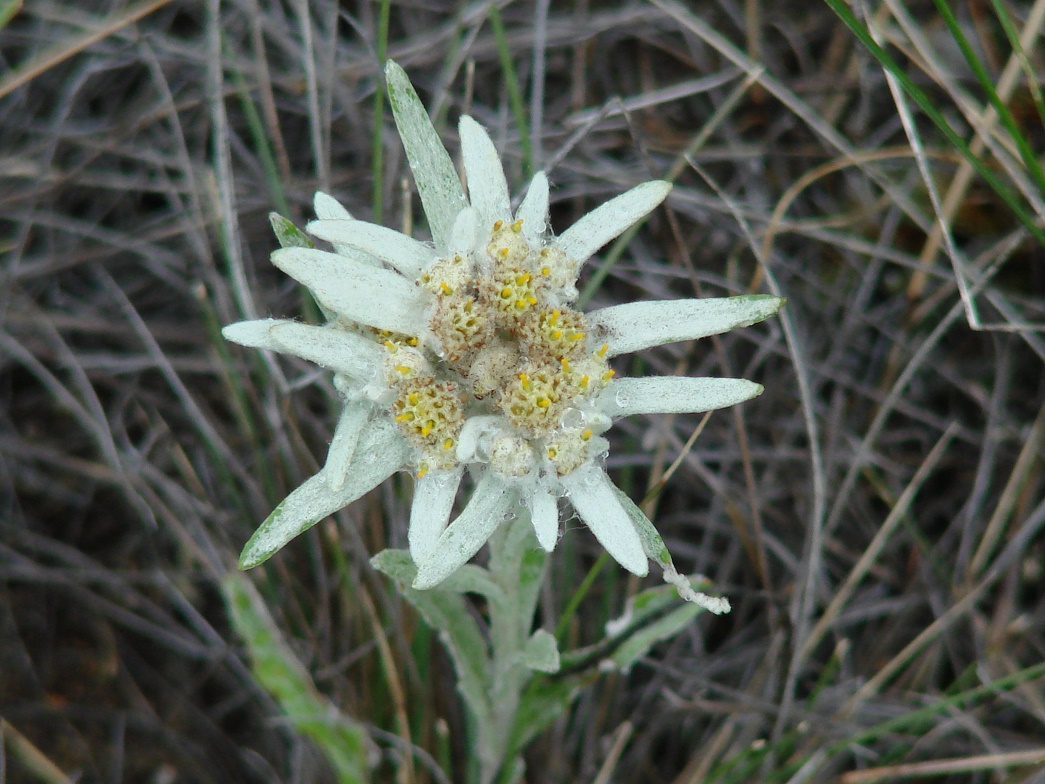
269, 213, 313, 249
506, 673, 589, 767
222, 574, 370, 784
384, 61, 467, 254
601, 584, 703, 673
238, 420, 407, 569
521, 630, 560, 674
371, 549, 495, 729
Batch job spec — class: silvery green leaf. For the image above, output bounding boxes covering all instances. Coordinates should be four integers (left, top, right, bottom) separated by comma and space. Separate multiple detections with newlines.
560, 462, 648, 576
385, 60, 467, 254
521, 629, 560, 674
305, 219, 435, 279
595, 377, 763, 419
239, 420, 408, 569
269, 213, 313, 249
370, 549, 495, 730
589, 294, 784, 357
272, 247, 425, 335
600, 583, 704, 673
608, 481, 731, 613
222, 574, 370, 783
555, 180, 671, 266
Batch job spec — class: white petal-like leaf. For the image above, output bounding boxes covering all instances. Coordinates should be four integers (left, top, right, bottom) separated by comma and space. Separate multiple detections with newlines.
269, 322, 383, 379
312, 194, 386, 266
596, 376, 763, 419
449, 207, 478, 255
305, 219, 434, 279
590, 295, 784, 357
272, 247, 425, 336
325, 404, 371, 492
239, 420, 409, 569
385, 61, 467, 254
222, 318, 287, 351
555, 180, 671, 266
409, 467, 463, 563
459, 115, 511, 232
313, 192, 352, 220
561, 462, 648, 576
413, 471, 517, 589
516, 171, 548, 245
527, 487, 559, 552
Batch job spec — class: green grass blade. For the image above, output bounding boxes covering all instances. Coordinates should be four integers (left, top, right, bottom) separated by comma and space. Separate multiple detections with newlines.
988, 0, 1045, 138
928, 0, 1045, 196
487, 5, 532, 179
371, 0, 391, 223
822, 0, 1045, 249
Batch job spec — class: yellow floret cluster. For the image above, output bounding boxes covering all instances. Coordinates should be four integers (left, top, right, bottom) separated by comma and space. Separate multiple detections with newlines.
386, 218, 615, 477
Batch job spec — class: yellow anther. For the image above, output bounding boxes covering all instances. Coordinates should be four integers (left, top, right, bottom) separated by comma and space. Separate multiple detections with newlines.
541, 266, 551, 275
493, 220, 504, 231
500, 287, 513, 299
384, 340, 396, 350
510, 218, 523, 232
540, 248, 549, 257
408, 393, 419, 405
603, 369, 615, 381
561, 357, 571, 373
548, 311, 560, 325
598, 343, 609, 357
408, 337, 418, 346
537, 398, 550, 408
443, 438, 454, 450
395, 365, 412, 374
519, 372, 531, 391
582, 429, 593, 440
528, 296, 537, 305
547, 447, 558, 459
516, 273, 531, 284
550, 330, 562, 340
395, 412, 414, 422
421, 423, 432, 436
580, 375, 589, 388
568, 332, 585, 341
417, 464, 429, 478
515, 299, 528, 310
439, 281, 452, 295
499, 247, 510, 258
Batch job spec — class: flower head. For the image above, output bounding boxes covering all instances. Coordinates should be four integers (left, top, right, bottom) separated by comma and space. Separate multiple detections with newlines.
223, 61, 782, 609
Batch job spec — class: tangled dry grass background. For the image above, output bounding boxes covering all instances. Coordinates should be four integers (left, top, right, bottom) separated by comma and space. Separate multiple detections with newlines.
1, 0, 1043, 782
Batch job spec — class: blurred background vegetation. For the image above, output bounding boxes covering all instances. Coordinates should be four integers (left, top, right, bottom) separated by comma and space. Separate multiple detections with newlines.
1, 0, 1043, 782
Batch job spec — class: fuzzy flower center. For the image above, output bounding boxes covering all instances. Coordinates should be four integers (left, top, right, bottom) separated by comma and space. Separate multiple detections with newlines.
385, 218, 612, 477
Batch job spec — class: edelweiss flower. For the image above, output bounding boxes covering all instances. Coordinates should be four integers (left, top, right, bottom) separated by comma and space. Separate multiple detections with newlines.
224, 61, 782, 606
